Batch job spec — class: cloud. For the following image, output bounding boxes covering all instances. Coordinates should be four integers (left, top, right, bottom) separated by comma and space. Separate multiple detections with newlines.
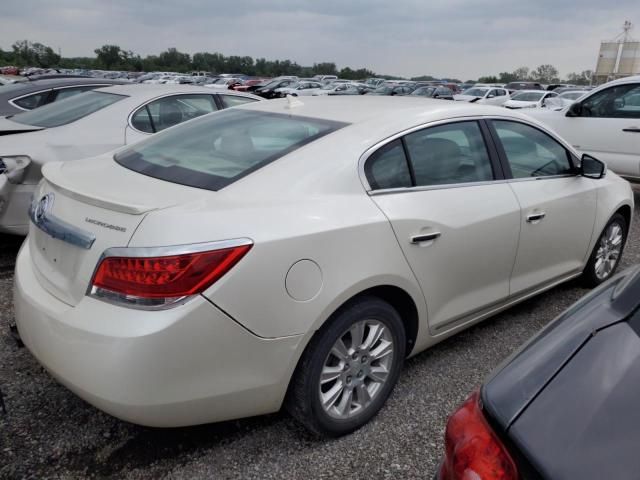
1, 0, 638, 78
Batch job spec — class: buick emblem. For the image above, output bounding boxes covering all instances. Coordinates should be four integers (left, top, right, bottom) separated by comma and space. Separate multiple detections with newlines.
34, 193, 54, 224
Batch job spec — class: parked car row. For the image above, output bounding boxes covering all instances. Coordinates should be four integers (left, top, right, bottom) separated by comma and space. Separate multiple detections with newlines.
0, 84, 260, 234
2, 90, 632, 444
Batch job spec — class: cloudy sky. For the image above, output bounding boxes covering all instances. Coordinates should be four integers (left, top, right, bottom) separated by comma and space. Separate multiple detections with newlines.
1, 0, 639, 79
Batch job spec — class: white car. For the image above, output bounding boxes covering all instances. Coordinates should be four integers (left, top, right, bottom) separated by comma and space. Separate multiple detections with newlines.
525, 76, 640, 181
0, 84, 260, 234
273, 80, 324, 97
454, 87, 510, 106
547, 90, 589, 110
313, 82, 362, 96
503, 90, 559, 109
14, 97, 633, 437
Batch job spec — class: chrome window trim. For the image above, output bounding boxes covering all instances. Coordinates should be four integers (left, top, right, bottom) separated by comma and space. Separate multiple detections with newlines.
367, 174, 579, 196
86, 238, 253, 310
8, 84, 115, 111
358, 114, 583, 193
28, 197, 96, 249
127, 91, 220, 134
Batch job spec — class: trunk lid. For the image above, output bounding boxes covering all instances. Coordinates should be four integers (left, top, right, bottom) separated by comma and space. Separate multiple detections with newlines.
0, 116, 44, 136
29, 156, 207, 306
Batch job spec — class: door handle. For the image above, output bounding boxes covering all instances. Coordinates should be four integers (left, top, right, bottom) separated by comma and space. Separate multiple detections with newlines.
526, 212, 546, 223
410, 232, 441, 244
622, 127, 640, 133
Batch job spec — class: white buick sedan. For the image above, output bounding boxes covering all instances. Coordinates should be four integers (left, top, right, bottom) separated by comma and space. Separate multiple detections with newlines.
14, 97, 633, 437
0, 84, 260, 235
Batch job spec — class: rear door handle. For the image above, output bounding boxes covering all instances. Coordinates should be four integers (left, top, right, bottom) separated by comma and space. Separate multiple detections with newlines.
526, 212, 546, 223
410, 232, 441, 244
622, 127, 640, 133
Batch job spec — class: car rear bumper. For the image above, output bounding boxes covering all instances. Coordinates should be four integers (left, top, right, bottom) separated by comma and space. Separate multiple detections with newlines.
14, 240, 306, 427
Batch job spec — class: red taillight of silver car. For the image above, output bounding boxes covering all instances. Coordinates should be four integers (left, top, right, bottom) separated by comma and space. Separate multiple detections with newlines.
90, 243, 252, 308
439, 390, 518, 480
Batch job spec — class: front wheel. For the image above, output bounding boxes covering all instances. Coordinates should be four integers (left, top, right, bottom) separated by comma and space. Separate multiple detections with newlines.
582, 213, 628, 287
286, 296, 406, 437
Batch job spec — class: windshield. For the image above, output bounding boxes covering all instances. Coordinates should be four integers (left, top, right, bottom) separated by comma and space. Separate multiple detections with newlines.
373, 86, 393, 94
511, 92, 545, 102
115, 109, 347, 191
411, 87, 435, 96
260, 80, 282, 89
462, 88, 487, 97
10, 91, 126, 128
560, 91, 586, 100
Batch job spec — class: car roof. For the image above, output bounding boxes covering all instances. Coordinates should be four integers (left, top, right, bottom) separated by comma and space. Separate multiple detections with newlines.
95, 83, 261, 100
512, 89, 546, 94
6, 77, 128, 91
231, 95, 534, 126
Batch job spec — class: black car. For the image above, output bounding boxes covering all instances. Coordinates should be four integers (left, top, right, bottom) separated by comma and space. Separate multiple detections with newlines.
365, 84, 415, 96
505, 81, 544, 94
408, 86, 454, 100
253, 79, 297, 99
436, 264, 640, 480
0, 77, 128, 116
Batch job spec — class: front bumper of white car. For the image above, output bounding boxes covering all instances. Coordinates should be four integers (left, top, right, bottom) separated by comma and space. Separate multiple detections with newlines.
0, 175, 34, 235
14, 239, 306, 427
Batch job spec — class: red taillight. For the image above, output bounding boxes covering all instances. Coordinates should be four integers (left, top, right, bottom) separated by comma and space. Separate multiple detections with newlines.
439, 390, 518, 480
91, 244, 251, 302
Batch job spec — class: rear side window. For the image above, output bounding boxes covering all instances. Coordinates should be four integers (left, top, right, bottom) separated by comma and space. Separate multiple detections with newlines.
10, 91, 126, 127
492, 120, 573, 178
219, 94, 259, 108
116, 109, 346, 191
404, 121, 494, 186
131, 94, 218, 133
12, 91, 50, 110
52, 86, 99, 102
364, 139, 412, 190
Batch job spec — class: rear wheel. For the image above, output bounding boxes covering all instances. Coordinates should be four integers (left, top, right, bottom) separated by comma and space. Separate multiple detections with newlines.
287, 296, 405, 437
582, 213, 627, 287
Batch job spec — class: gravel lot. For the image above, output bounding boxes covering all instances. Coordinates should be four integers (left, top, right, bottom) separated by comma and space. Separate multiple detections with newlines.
2, 189, 639, 480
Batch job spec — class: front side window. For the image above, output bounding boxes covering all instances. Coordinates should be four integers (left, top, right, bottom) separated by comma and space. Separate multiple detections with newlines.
404, 121, 494, 186
580, 84, 640, 119
10, 91, 125, 127
116, 109, 346, 191
492, 120, 573, 178
131, 94, 218, 133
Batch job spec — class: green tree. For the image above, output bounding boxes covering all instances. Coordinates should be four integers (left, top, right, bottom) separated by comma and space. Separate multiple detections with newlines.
498, 71, 518, 83
12, 40, 60, 67
512, 66, 530, 81
531, 64, 560, 84
157, 48, 191, 71
477, 75, 499, 83
94, 45, 124, 70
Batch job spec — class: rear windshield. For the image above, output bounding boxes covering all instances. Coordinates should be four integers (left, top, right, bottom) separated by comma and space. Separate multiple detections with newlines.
10, 91, 126, 127
511, 92, 545, 101
114, 108, 347, 191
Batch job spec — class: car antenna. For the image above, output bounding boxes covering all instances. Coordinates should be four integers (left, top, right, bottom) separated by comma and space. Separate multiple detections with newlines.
285, 95, 304, 109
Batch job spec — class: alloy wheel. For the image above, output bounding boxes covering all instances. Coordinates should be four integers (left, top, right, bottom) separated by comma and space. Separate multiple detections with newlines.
319, 319, 394, 419
595, 220, 624, 280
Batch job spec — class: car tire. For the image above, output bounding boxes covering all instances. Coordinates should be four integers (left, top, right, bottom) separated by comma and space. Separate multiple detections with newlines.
582, 213, 628, 287
286, 296, 406, 437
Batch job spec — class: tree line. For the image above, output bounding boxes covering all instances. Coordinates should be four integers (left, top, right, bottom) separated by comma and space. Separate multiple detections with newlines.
0, 40, 376, 80
0, 40, 593, 84
476, 65, 593, 86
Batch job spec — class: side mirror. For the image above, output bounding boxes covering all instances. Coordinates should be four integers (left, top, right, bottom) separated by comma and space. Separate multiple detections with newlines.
566, 102, 582, 117
487, 94, 495, 98
580, 154, 606, 179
